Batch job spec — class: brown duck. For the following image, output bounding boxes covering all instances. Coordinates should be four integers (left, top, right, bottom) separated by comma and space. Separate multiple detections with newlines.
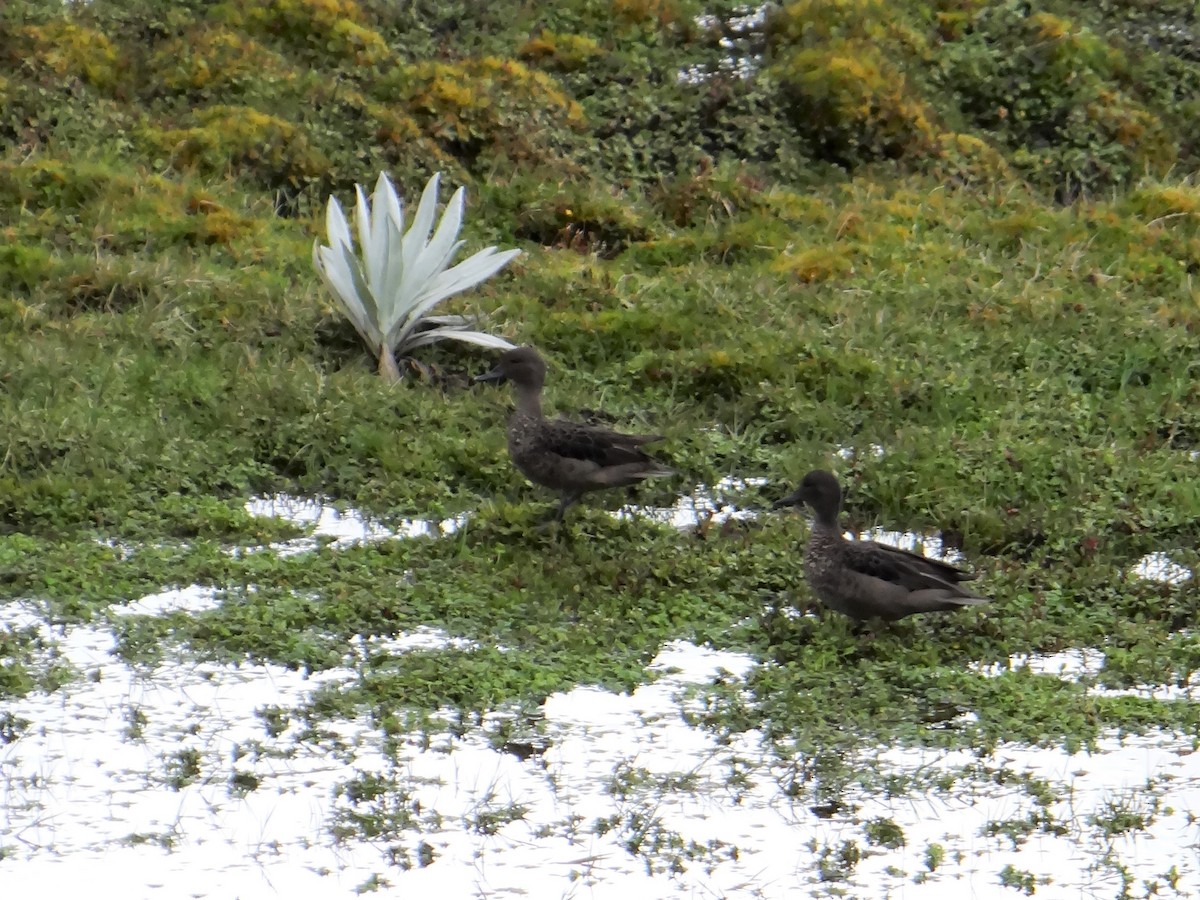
772, 470, 989, 621
474, 347, 674, 522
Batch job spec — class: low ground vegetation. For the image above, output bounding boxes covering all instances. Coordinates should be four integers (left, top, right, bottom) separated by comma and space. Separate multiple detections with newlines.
2, 0, 1200, 881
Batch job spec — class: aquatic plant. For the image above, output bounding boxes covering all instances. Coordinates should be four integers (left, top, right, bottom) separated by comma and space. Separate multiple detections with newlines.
312, 172, 519, 380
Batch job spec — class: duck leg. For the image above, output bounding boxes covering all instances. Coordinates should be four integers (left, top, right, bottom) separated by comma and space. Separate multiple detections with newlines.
554, 490, 583, 522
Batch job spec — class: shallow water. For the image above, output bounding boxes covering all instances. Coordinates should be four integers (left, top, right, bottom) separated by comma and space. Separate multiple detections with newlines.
4, 604, 1198, 898
616, 474, 768, 528
243, 494, 465, 554
3, 494, 1198, 898
1131, 551, 1193, 584
681, 6, 767, 84
243, 485, 1191, 590
852, 525, 967, 565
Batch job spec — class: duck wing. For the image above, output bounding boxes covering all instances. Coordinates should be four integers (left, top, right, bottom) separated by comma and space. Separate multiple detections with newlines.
843, 539, 983, 597
539, 418, 665, 467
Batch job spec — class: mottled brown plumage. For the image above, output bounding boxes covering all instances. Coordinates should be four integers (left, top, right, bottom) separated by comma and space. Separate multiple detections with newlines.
474, 347, 674, 521
772, 470, 989, 621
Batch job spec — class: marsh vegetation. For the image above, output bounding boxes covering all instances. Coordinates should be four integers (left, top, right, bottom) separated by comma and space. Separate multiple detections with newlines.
2, 0, 1200, 895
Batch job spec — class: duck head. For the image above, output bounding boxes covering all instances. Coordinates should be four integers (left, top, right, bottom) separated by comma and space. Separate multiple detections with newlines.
772, 469, 843, 526
473, 346, 547, 390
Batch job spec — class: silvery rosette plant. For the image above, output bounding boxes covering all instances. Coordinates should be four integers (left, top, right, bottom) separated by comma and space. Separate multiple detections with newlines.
313, 172, 520, 381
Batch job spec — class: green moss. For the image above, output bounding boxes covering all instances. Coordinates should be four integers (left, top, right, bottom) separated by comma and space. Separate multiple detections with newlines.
1122, 180, 1200, 223
610, 0, 689, 30
144, 105, 329, 186
375, 57, 587, 170
0, 157, 110, 211
147, 26, 295, 95
933, 3, 1178, 196
518, 30, 605, 72
216, 0, 390, 66
772, 245, 854, 283
18, 21, 120, 90
929, 132, 1013, 188
767, 0, 895, 48
502, 177, 654, 256
765, 1, 938, 162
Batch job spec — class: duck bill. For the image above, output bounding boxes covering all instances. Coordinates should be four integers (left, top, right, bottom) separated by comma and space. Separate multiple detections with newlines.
771, 489, 806, 510
471, 365, 508, 385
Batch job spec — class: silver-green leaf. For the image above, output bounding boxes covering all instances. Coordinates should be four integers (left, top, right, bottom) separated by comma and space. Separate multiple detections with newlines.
312, 172, 520, 380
